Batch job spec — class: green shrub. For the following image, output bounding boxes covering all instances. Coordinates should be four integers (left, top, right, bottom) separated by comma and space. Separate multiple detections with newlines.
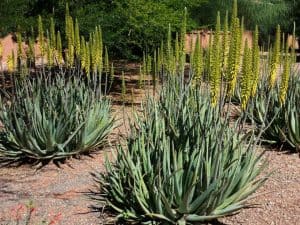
97, 77, 267, 224
0, 74, 114, 163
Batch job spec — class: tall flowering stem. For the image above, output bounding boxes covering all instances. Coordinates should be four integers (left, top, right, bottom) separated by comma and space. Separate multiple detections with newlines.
56, 31, 63, 65
251, 25, 260, 97
179, 8, 187, 74
241, 40, 252, 110
74, 19, 81, 58
38, 16, 45, 57
80, 36, 86, 70
210, 12, 221, 106
222, 11, 229, 70
50, 18, 56, 50
193, 34, 203, 85
85, 41, 90, 77
269, 25, 281, 88
226, 17, 241, 97
279, 38, 291, 105
7, 51, 15, 73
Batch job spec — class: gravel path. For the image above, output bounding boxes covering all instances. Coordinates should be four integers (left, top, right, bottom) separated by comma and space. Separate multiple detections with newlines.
0, 152, 106, 224
221, 149, 300, 225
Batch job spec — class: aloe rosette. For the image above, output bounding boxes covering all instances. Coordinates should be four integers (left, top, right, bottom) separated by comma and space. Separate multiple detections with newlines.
0, 75, 114, 162
97, 77, 267, 225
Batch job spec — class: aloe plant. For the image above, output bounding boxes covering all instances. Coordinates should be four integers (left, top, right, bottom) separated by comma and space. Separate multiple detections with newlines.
248, 80, 285, 144
286, 79, 300, 150
97, 77, 267, 225
0, 74, 114, 163
248, 71, 300, 151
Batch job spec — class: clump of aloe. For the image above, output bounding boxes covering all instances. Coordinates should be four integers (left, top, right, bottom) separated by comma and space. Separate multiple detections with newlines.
97, 76, 267, 225
0, 73, 114, 163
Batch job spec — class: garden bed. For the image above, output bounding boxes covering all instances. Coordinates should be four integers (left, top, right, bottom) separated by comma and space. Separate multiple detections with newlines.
0, 68, 299, 225
0, 110, 299, 224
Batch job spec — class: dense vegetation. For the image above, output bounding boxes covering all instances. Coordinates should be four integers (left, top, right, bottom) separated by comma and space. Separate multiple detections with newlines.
97, 1, 298, 223
0, 0, 299, 224
0, 0, 299, 58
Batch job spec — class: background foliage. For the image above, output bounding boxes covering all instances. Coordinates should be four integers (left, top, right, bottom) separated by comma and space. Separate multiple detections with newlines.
0, 0, 299, 58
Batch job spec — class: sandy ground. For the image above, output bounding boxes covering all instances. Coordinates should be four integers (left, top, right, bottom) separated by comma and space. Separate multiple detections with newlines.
221, 149, 300, 225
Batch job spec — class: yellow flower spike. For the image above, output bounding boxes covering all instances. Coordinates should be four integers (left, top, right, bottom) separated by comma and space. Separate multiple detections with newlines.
50, 18, 56, 50
179, 8, 187, 74
17, 32, 23, 61
231, 0, 238, 25
56, 31, 63, 65
46, 31, 53, 67
65, 10, 75, 67
222, 11, 229, 70
172, 55, 176, 75
157, 47, 162, 72
193, 34, 203, 85
7, 51, 15, 73
91, 33, 97, 72
208, 31, 213, 76
65, 3, 71, 42
279, 57, 290, 105
175, 32, 179, 63
68, 17, 75, 66
104, 46, 109, 74
166, 24, 172, 73
85, 41, 90, 77
227, 17, 240, 97
269, 25, 281, 88
80, 36, 86, 69
74, 19, 80, 57
280, 33, 285, 65
97, 26, 103, 73
241, 40, 252, 111
279, 38, 291, 105
238, 17, 244, 61
47, 41, 53, 67
38, 15, 45, 57
210, 12, 222, 107
251, 25, 260, 97
94, 28, 100, 72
